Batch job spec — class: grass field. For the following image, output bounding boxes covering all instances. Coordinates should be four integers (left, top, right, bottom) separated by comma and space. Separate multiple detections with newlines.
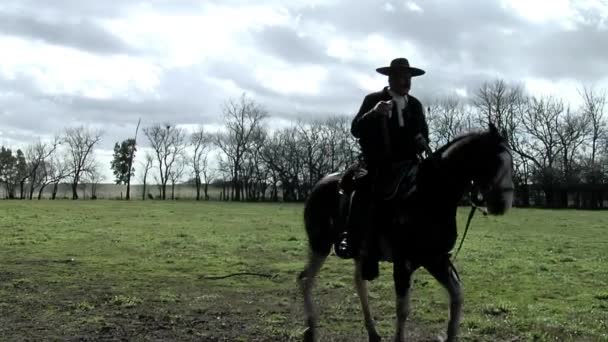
0, 201, 607, 341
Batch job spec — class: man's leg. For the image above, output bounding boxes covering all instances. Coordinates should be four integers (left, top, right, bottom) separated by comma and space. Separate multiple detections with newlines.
335, 176, 371, 259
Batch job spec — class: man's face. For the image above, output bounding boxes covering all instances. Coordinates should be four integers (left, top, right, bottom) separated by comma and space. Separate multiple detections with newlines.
388, 73, 412, 95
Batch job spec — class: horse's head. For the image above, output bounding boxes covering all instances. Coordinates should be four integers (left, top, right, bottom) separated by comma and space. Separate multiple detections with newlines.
471, 123, 514, 215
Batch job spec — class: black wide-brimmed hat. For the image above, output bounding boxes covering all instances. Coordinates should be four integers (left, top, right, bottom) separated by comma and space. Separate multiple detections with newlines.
376, 58, 425, 77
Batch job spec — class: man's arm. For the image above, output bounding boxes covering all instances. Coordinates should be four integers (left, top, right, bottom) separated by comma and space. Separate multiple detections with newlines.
350, 95, 377, 138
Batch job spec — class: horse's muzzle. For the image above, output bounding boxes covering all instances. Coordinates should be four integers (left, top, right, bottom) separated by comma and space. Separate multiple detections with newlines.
485, 188, 513, 215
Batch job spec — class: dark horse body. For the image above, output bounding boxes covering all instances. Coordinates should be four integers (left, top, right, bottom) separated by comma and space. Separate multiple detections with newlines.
298, 125, 514, 342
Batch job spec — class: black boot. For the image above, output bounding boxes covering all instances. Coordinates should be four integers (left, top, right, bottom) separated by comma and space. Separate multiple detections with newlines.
334, 189, 365, 259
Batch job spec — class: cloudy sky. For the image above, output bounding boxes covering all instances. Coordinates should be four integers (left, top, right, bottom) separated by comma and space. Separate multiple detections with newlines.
1, 0, 607, 182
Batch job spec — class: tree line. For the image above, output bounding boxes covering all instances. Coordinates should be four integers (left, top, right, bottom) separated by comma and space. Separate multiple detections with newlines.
138, 95, 358, 202
1, 80, 607, 207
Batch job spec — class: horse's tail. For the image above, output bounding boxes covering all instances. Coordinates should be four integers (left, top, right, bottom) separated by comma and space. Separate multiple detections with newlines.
303, 173, 342, 257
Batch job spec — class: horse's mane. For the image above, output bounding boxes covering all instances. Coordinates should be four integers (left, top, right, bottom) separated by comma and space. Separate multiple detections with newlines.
432, 131, 486, 157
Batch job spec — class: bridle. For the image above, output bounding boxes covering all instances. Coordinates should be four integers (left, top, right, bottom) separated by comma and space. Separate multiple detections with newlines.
451, 184, 486, 262
452, 144, 514, 262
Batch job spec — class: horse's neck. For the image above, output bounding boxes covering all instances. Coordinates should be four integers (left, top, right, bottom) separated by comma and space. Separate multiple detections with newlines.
435, 138, 480, 202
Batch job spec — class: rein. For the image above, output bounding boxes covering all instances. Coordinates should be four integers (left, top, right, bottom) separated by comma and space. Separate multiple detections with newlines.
452, 188, 487, 262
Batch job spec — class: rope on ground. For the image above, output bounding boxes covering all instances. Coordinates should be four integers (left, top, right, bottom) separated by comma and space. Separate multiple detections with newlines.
201, 272, 277, 280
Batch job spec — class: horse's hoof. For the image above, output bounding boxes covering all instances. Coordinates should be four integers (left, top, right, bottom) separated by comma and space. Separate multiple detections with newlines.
369, 331, 382, 342
303, 328, 317, 342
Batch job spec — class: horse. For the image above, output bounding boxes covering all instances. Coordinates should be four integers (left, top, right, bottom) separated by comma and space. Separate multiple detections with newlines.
297, 124, 514, 342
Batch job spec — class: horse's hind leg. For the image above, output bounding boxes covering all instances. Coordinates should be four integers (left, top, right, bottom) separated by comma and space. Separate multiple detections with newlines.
354, 259, 381, 342
425, 255, 462, 342
298, 251, 327, 342
392, 260, 414, 342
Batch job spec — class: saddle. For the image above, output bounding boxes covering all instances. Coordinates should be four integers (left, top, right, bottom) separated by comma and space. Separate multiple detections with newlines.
339, 161, 418, 201
338, 164, 368, 194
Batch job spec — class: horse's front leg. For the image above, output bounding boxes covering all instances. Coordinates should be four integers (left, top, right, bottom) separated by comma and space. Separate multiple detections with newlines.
393, 259, 414, 342
354, 259, 381, 342
298, 252, 327, 342
425, 255, 462, 342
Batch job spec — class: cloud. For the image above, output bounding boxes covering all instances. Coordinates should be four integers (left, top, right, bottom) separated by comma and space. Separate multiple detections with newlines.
524, 23, 608, 81
250, 26, 334, 65
0, 11, 135, 55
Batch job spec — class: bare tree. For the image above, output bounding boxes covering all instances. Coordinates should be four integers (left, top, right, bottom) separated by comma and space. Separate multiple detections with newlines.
516, 96, 566, 206
213, 94, 267, 201
31, 159, 49, 198
168, 154, 187, 200
36, 155, 68, 200
579, 86, 607, 182
241, 126, 271, 201
260, 127, 302, 201
556, 107, 588, 182
428, 96, 473, 148
63, 126, 102, 200
82, 162, 105, 199
333, 115, 360, 166
153, 174, 163, 199
216, 154, 233, 201
283, 116, 358, 200
474, 79, 524, 134
201, 153, 213, 200
144, 123, 187, 200
297, 120, 324, 196
140, 152, 154, 200
46, 154, 72, 200
320, 116, 355, 174
191, 126, 211, 201
25, 137, 59, 199
519, 96, 563, 171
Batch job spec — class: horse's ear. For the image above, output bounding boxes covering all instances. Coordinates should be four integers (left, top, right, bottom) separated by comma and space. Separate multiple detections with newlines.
488, 123, 509, 144
500, 128, 509, 143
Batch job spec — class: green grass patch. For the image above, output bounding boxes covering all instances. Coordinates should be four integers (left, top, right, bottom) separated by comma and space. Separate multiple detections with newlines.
0, 201, 607, 341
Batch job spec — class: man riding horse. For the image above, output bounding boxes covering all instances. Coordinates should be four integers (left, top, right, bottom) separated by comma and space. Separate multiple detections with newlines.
335, 58, 432, 275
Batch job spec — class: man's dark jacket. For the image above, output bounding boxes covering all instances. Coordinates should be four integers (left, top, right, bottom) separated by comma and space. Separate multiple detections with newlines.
351, 87, 429, 167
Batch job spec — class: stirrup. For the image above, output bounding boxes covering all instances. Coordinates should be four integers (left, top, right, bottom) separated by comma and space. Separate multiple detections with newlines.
334, 233, 358, 259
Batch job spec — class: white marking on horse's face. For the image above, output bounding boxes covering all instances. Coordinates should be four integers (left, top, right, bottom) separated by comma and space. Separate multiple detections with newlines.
496, 150, 514, 189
